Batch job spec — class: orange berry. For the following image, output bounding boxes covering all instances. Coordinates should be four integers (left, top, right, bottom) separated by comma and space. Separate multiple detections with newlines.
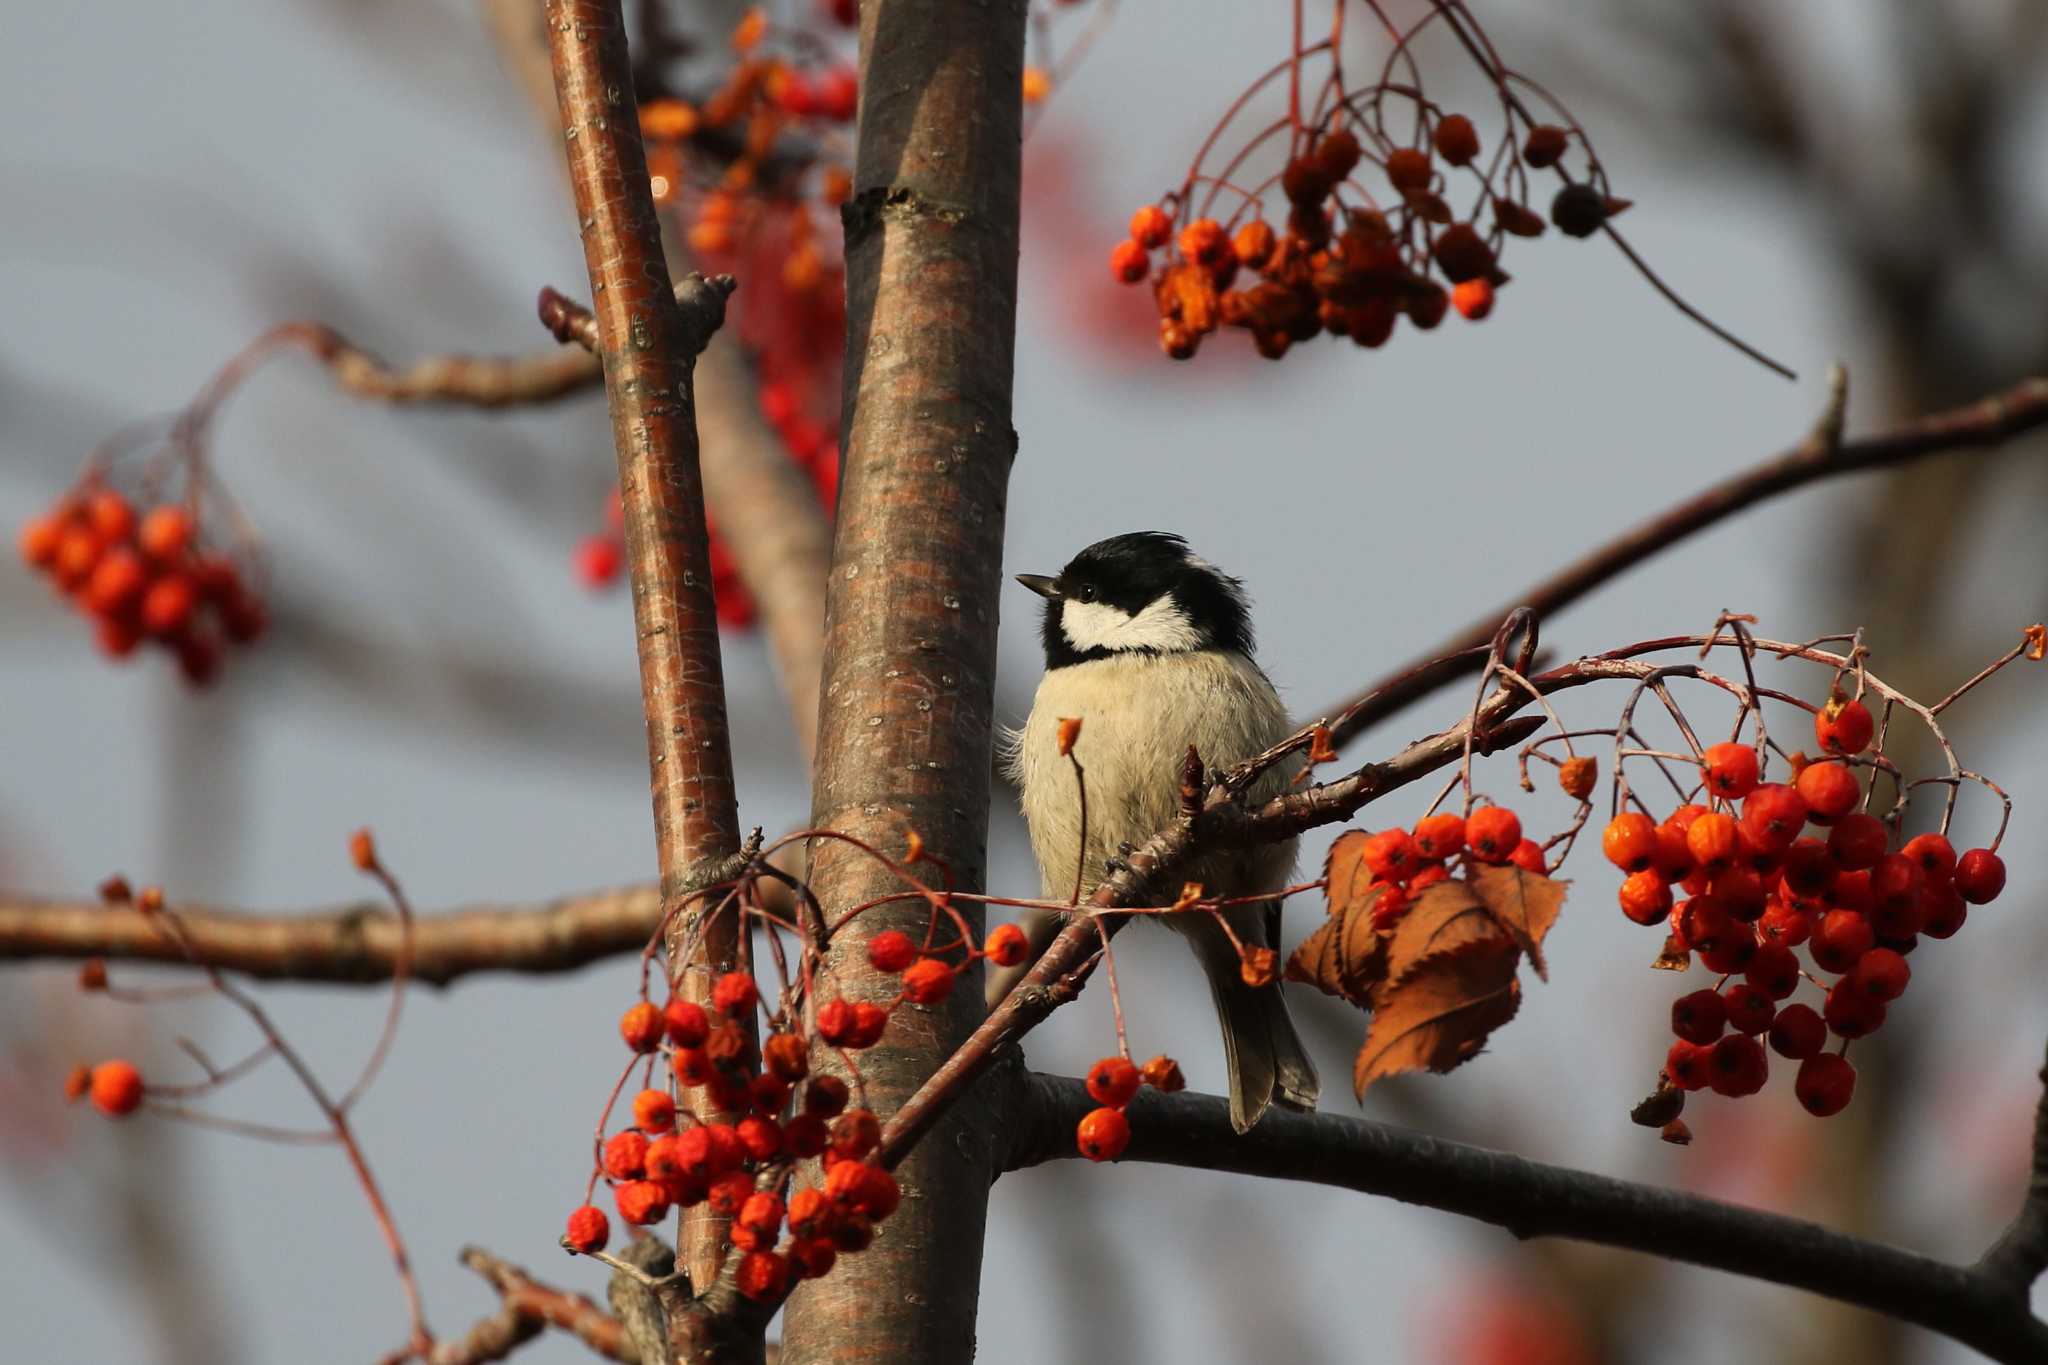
762, 1031, 809, 1082
825, 1159, 901, 1219
1508, 839, 1546, 873
1128, 204, 1172, 249
1076, 1106, 1131, 1161
1412, 812, 1466, 860
89, 1060, 143, 1117
1021, 66, 1051, 104
1900, 833, 1956, 882
348, 828, 376, 871
866, 930, 917, 973
603, 1130, 651, 1181
790, 1236, 838, 1279
712, 971, 759, 1015
1464, 807, 1521, 861
1450, 278, 1494, 321
899, 958, 953, 1005
1741, 783, 1809, 853
737, 1115, 784, 1162
1795, 761, 1860, 824
1432, 113, 1481, 166
1686, 811, 1738, 871
1617, 870, 1672, 925
86, 489, 136, 542
1109, 239, 1149, 285
140, 574, 196, 636
664, 998, 711, 1047
1815, 697, 1874, 755
83, 547, 147, 614
1231, 220, 1277, 272
632, 1088, 677, 1132
1360, 827, 1419, 880
620, 1001, 663, 1053
1601, 812, 1658, 872
137, 505, 193, 562
564, 1205, 610, 1253
1702, 743, 1760, 800
1177, 218, 1229, 269
53, 525, 103, 590
1315, 129, 1363, 182
736, 1251, 791, 1303
983, 922, 1028, 967
18, 513, 64, 569
828, 1109, 881, 1161
1085, 1056, 1142, 1108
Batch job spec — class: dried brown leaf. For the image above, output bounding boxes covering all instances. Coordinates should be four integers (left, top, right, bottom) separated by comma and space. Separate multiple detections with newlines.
1382, 880, 1498, 989
1323, 830, 1377, 919
1352, 935, 1521, 1098
1286, 883, 1390, 1005
1466, 863, 1567, 980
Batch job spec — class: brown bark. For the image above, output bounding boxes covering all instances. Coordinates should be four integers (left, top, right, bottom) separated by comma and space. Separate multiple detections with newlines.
780, 3, 1028, 1362
544, 0, 748, 1303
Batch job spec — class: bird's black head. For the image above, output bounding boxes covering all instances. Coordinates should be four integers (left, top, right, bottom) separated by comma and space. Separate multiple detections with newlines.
1016, 532, 1254, 669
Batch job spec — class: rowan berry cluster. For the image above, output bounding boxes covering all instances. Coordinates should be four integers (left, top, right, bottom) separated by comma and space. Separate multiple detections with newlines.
574, 894, 1035, 1303
1349, 804, 1548, 928
1116, 5, 1627, 361
1072, 1052, 1184, 1161
17, 480, 265, 685
1596, 693, 2011, 1132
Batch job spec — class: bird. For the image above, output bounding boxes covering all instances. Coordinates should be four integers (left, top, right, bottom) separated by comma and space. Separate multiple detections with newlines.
1005, 531, 1319, 1132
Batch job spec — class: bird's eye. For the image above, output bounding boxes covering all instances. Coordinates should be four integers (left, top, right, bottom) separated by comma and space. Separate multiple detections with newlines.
1075, 584, 1097, 603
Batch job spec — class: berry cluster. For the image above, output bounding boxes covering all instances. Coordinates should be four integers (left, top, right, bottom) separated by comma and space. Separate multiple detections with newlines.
18, 483, 265, 685
1604, 698, 2008, 1126
575, 908, 1035, 1302
1074, 1053, 1185, 1162
1349, 805, 1549, 928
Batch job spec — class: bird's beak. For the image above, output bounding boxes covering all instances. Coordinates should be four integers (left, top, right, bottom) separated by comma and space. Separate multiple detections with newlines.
1015, 574, 1061, 601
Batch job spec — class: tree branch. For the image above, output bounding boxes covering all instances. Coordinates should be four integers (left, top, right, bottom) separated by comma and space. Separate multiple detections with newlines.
544, 0, 750, 1301
1978, 1035, 2048, 1297
1319, 373, 2048, 748
1005, 1074, 2048, 1365
0, 885, 659, 986
433, 1246, 635, 1364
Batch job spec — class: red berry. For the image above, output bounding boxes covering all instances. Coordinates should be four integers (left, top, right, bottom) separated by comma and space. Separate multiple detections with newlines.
1901, 833, 1956, 882
1809, 909, 1875, 974
849, 1001, 890, 1048
53, 525, 103, 590
1826, 814, 1888, 871
1955, 848, 2005, 904
85, 488, 136, 542
1851, 947, 1910, 1001
140, 574, 197, 636
664, 998, 711, 1047
1778, 838, 1837, 898
825, 1160, 901, 1220
829, 1109, 881, 1160
1686, 812, 1738, 871
784, 1113, 829, 1158
1759, 899, 1812, 948
790, 1237, 837, 1280
1795, 1052, 1856, 1116
620, 1001, 663, 1053
573, 534, 621, 588
1652, 820, 1697, 881
1697, 932, 1758, 975
1523, 124, 1568, 167
137, 505, 193, 561
1076, 1106, 1132, 1161
1823, 982, 1886, 1039
89, 1060, 144, 1117
1815, 698, 1874, 756
564, 1205, 610, 1253
712, 971, 759, 1015
670, 1047, 711, 1086
1922, 881, 1969, 938
1384, 146, 1432, 191
1129, 204, 1172, 249
1768, 1003, 1827, 1060
1618, 870, 1673, 925
1432, 113, 1481, 166
1720, 983, 1777, 1036
1796, 761, 1860, 824
1665, 1039, 1710, 1090
19, 513, 64, 569
867, 930, 917, 973
815, 67, 858, 122
1450, 278, 1495, 321
900, 958, 953, 1005
633, 1089, 677, 1136
736, 1250, 790, 1303
1870, 854, 1924, 917
603, 1130, 651, 1181
1361, 828, 1420, 880
762, 1032, 810, 1082
1703, 743, 1760, 800
815, 998, 859, 1046
1086, 1056, 1142, 1108
1602, 813, 1658, 872
1744, 941, 1802, 1000
804, 1075, 850, 1117
1670, 989, 1727, 1045
984, 922, 1028, 966
84, 547, 147, 614
1741, 784, 1808, 853
614, 1179, 670, 1226
1507, 839, 1545, 873
1412, 813, 1466, 860
1464, 807, 1521, 861
1676, 896, 1738, 954
737, 1115, 784, 1161
1707, 1035, 1768, 1097
1109, 239, 1149, 285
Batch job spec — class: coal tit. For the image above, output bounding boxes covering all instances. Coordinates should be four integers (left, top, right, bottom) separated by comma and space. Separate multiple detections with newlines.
1006, 532, 1319, 1132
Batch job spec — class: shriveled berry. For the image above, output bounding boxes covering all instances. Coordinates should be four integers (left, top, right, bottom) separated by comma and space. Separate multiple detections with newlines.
1955, 848, 2005, 903
1076, 1105, 1132, 1161
1557, 756, 1597, 801
1140, 1054, 1185, 1092
711, 971, 759, 1015
1231, 220, 1277, 272
706, 1171, 755, 1217
790, 1237, 838, 1280
1384, 146, 1431, 192
1464, 807, 1521, 861
900, 958, 954, 1005
825, 1160, 901, 1220
565, 1205, 611, 1253
984, 922, 1028, 966
1618, 870, 1672, 925
1550, 183, 1608, 237
848, 1001, 890, 1047
1702, 743, 1760, 799
815, 998, 859, 1047
1795, 1052, 1856, 1116
1315, 130, 1363, 181
737, 1115, 785, 1161
620, 1001, 663, 1053
1177, 218, 1230, 270
1430, 223, 1494, 283
603, 1130, 651, 1180
670, 1047, 711, 1086
1086, 1056, 1142, 1108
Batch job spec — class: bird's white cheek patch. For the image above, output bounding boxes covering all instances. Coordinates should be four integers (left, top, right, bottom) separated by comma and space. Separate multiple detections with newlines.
1061, 594, 1201, 653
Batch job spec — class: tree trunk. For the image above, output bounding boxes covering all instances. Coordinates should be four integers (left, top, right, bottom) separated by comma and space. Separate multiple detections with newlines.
781, 3, 1028, 1362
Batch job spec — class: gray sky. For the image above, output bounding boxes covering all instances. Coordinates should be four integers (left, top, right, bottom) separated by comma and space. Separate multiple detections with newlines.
4, 3, 2043, 1362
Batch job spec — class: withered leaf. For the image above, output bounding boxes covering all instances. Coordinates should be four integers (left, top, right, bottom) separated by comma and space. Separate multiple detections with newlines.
1660, 1119, 1693, 1146
1467, 862, 1567, 980
1651, 933, 1692, 972
1352, 935, 1521, 1099
1286, 883, 1389, 1006
1631, 1082, 1685, 1128
1323, 830, 1378, 920
1381, 880, 1500, 991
